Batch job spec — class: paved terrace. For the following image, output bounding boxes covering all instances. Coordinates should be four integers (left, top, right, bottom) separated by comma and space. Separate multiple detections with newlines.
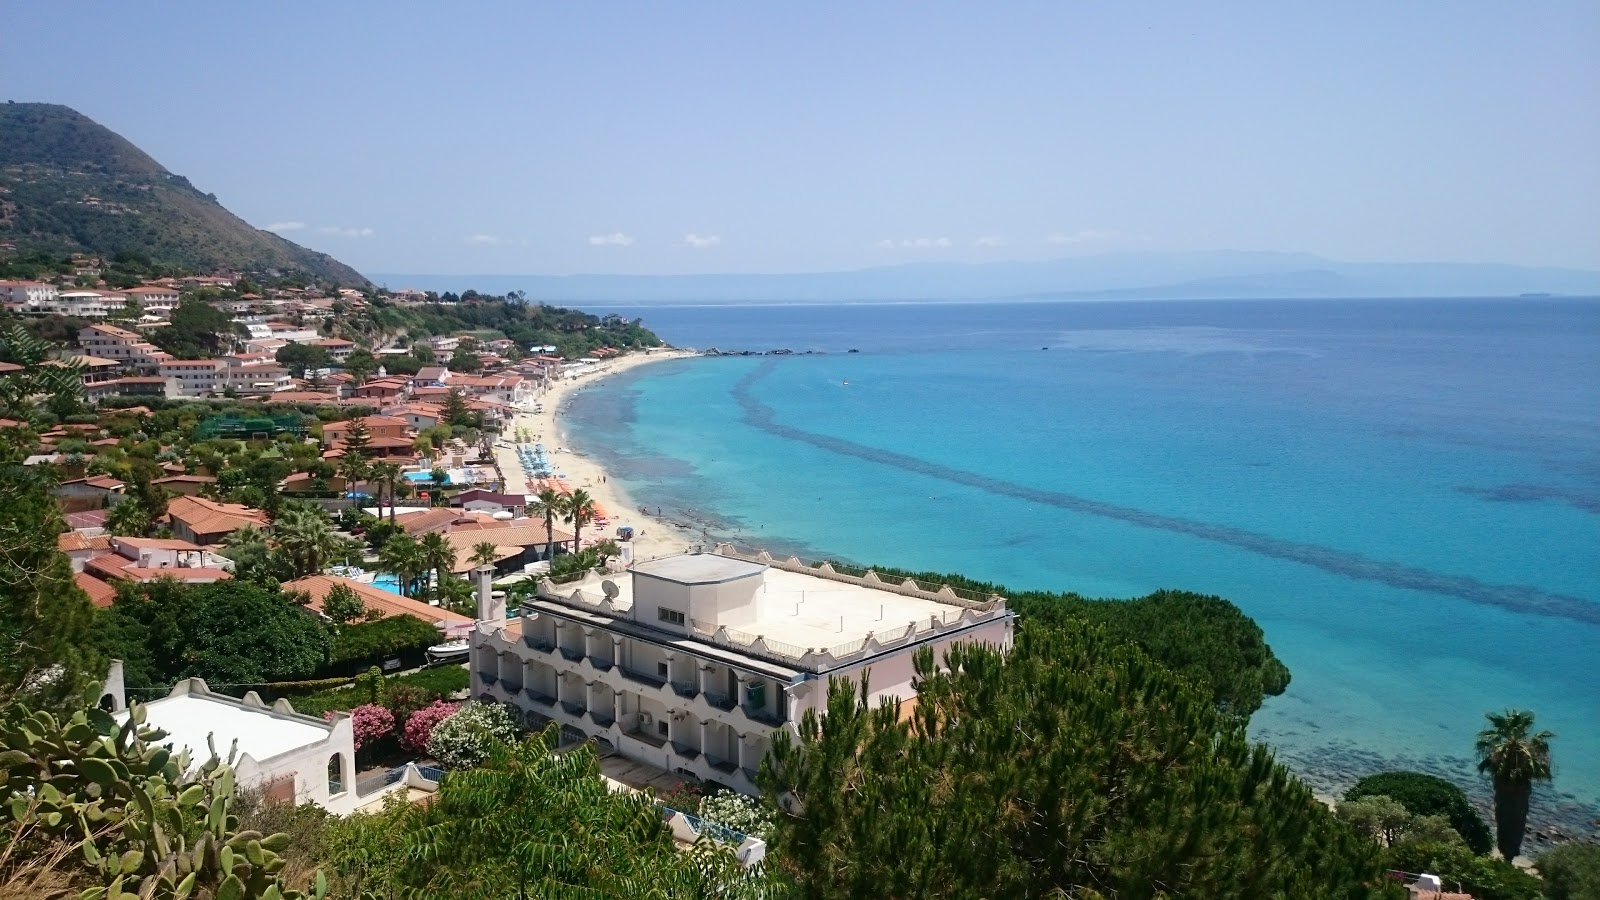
530, 547, 1009, 671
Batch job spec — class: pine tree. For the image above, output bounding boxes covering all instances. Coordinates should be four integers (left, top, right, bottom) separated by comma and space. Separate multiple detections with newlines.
761, 625, 1400, 899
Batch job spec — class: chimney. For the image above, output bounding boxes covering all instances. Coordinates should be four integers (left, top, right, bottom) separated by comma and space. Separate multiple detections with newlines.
474, 565, 503, 623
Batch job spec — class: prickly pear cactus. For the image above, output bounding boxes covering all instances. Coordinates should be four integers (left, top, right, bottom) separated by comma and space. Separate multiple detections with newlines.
0, 682, 328, 900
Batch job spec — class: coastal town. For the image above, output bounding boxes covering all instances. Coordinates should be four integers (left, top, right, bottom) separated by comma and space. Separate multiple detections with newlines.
6, 20, 1595, 886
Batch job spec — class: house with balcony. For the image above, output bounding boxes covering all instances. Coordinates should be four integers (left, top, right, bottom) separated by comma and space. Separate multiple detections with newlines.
82, 536, 233, 585
469, 546, 1014, 795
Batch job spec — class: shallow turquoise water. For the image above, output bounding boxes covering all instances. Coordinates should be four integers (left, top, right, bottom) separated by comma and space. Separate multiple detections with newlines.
563, 299, 1600, 814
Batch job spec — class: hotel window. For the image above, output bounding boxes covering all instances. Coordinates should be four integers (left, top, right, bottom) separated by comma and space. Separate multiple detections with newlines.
657, 607, 685, 627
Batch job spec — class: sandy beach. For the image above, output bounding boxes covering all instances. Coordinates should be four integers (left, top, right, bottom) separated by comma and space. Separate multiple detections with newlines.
494, 350, 699, 562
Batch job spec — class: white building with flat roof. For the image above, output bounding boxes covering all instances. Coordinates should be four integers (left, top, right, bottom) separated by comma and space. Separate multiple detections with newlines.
469, 546, 1014, 795
111, 673, 369, 814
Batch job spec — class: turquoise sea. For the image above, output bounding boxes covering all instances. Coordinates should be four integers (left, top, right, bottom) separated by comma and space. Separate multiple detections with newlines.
562, 298, 1600, 818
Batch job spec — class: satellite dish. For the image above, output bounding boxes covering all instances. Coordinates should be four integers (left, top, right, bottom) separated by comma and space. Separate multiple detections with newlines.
601, 580, 620, 599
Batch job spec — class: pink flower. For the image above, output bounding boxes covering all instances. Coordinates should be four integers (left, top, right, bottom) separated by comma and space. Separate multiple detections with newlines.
348, 703, 395, 751
401, 701, 458, 753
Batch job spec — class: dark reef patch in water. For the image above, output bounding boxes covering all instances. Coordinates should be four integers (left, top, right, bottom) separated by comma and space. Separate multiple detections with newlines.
733, 359, 1600, 628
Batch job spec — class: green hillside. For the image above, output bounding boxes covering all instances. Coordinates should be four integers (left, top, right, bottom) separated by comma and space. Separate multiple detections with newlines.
0, 102, 368, 285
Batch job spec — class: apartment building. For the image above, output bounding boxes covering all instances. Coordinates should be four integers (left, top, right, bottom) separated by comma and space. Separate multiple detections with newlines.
55, 290, 124, 319
470, 547, 1015, 795
220, 362, 293, 395
0, 281, 59, 312
159, 358, 229, 397
124, 285, 180, 316
77, 324, 171, 372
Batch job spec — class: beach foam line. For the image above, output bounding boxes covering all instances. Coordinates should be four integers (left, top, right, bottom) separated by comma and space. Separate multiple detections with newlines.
733, 359, 1600, 627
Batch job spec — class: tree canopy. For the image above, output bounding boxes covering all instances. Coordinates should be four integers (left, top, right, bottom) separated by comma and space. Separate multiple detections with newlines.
97, 579, 331, 692
1345, 771, 1493, 855
760, 625, 1396, 899
863, 563, 1291, 718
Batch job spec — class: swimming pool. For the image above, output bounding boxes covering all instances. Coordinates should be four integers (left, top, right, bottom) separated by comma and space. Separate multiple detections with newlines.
370, 573, 405, 594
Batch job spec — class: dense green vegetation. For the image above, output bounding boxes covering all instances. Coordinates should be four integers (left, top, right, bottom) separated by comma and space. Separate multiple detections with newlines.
761, 628, 1398, 898
321, 294, 663, 361
1346, 771, 1494, 855
1538, 843, 1600, 900
98, 579, 333, 694
863, 562, 1290, 717
0, 464, 104, 713
0, 102, 368, 284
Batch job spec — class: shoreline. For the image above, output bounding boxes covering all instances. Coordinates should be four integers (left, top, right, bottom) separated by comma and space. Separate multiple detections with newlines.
498, 349, 1600, 844
496, 349, 699, 562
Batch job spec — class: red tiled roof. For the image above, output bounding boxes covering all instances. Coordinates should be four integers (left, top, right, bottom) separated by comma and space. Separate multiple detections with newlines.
74, 572, 118, 608
283, 575, 471, 630
114, 536, 207, 551
166, 495, 268, 540
65, 508, 110, 529
395, 507, 469, 535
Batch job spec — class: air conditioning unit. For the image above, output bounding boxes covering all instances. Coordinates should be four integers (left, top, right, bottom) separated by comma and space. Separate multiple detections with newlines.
638, 712, 653, 727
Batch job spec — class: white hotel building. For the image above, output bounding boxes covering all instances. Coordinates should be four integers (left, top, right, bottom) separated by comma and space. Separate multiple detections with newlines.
470, 547, 1014, 795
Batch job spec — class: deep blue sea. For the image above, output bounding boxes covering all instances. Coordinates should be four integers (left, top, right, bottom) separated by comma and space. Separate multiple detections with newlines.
562, 298, 1600, 816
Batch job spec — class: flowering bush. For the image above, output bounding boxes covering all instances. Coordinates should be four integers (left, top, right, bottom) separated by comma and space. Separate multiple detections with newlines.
402, 700, 458, 753
697, 789, 775, 839
425, 701, 518, 769
346, 703, 394, 751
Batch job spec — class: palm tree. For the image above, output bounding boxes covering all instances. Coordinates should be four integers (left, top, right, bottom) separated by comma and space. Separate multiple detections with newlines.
529, 488, 568, 560
220, 524, 277, 585
378, 532, 426, 599
369, 461, 402, 522
105, 499, 151, 537
271, 503, 342, 578
564, 488, 598, 553
337, 452, 370, 498
470, 541, 500, 569
1476, 709, 1554, 860
419, 531, 456, 602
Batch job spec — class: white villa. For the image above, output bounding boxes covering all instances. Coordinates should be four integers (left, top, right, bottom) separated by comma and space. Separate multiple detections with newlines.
469, 546, 1015, 795
107, 669, 369, 814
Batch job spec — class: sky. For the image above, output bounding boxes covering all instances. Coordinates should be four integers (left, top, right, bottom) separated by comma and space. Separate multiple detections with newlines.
4, 2, 1598, 276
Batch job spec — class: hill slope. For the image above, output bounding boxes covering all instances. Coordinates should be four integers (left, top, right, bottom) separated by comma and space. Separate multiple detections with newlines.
0, 102, 368, 285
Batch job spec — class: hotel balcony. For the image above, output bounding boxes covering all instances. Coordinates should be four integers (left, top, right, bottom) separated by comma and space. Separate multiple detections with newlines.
743, 705, 784, 728
670, 680, 698, 699
619, 667, 666, 690
523, 687, 556, 707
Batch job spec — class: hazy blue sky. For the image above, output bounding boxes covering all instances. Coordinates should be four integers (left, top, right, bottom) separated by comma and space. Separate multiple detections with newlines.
5, 2, 1598, 275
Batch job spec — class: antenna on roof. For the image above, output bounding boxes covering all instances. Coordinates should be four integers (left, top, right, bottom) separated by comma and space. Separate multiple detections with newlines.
601, 580, 620, 600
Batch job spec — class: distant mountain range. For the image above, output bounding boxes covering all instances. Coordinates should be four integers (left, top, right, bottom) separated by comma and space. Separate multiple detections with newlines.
375, 251, 1600, 304
0, 102, 368, 285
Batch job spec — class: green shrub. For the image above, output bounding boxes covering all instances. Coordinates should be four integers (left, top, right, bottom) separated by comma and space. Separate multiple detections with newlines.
1347, 771, 1493, 855
1386, 841, 1545, 900
327, 615, 441, 673
1539, 843, 1600, 900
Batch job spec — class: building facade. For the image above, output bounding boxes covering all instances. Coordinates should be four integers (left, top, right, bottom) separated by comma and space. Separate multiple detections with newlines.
469, 547, 1014, 795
